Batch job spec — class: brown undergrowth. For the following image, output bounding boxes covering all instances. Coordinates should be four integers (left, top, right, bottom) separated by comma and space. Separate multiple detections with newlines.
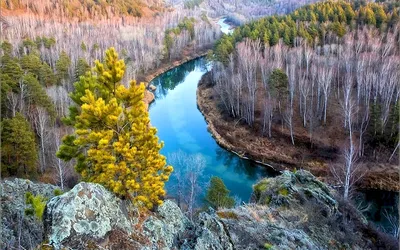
197, 72, 399, 192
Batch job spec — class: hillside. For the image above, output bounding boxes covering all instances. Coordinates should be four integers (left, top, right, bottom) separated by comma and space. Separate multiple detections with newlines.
202, 0, 400, 192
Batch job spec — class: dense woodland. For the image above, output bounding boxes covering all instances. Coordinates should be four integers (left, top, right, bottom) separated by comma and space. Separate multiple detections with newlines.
0, 1, 222, 186
0, 0, 321, 186
211, 0, 399, 198
187, 0, 321, 23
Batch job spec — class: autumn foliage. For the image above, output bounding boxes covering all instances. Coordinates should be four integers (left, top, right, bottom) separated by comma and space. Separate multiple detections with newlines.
57, 48, 173, 208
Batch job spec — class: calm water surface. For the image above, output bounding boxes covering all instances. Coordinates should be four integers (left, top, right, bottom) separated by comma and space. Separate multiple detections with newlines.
149, 58, 275, 201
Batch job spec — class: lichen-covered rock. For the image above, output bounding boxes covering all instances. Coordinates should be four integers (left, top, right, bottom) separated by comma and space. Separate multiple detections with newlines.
190, 210, 233, 250
12, 171, 391, 249
43, 182, 132, 249
209, 170, 373, 250
0, 178, 58, 250
252, 170, 337, 213
142, 200, 191, 249
213, 205, 319, 250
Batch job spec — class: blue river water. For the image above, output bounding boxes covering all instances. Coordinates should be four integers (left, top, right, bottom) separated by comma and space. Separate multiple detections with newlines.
149, 58, 276, 202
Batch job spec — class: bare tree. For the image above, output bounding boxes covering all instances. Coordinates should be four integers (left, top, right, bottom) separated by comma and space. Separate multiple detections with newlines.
333, 98, 364, 200
382, 208, 399, 238
169, 151, 206, 221
6, 92, 19, 117
51, 128, 71, 190
30, 106, 52, 172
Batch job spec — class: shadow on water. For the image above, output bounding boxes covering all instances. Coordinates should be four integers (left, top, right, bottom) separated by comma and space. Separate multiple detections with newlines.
151, 59, 207, 100
354, 189, 399, 235
214, 147, 277, 180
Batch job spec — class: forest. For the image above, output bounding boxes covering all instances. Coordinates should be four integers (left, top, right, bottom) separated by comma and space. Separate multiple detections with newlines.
209, 0, 399, 196
0, 0, 319, 187
0, 0, 223, 187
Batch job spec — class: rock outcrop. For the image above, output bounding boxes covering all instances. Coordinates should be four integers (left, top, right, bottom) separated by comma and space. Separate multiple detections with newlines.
4, 171, 396, 249
43, 182, 133, 249
0, 178, 58, 249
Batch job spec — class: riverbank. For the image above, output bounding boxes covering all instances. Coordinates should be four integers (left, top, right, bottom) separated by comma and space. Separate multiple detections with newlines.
197, 72, 400, 192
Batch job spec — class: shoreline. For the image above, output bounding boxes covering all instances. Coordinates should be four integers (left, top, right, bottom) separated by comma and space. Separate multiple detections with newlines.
197, 72, 399, 192
196, 74, 292, 173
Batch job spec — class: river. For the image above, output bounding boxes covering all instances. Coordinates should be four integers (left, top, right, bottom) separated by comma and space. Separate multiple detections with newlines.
217, 18, 234, 35
149, 58, 276, 202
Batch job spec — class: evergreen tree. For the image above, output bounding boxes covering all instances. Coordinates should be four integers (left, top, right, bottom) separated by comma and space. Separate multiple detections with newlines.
364, 6, 377, 26
269, 69, 289, 100
205, 177, 235, 208
1, 113, 38, 177
39, 62, 57, 86
75, 58, 90, 81
20, 53, 42, 76
23, 73, 56, 117
55, 51, 71, 84
388, 10, 399, 28
373, 5, 388, 28
58, 48, 173, 209
81, 41, 87, 52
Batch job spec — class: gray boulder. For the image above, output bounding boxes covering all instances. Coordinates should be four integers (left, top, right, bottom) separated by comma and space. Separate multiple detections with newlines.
142, 200, 191, 249
35, 170, 380, 249
43, 182, 133, 249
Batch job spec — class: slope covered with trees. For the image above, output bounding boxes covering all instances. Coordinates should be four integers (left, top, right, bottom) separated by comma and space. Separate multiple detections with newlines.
204, 0, 400, 193
0, 0, 222, 187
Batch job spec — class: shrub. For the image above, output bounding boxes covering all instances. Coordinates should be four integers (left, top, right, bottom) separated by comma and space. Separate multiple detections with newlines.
25, 192, 48, 220
53, 189, 63, 196
264, 242, 274, 249
278, 188, 289, 196
205, 177, 235, 208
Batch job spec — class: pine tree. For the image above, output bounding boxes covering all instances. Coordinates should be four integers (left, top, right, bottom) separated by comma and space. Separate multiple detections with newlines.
20, 53, 42, 76
75, 58, 90, 81
39, 62, 57, 86
1, 113, 38, 177
55, 51, 71, 84
205, 177, 235, 208
23, 73, 56, 118
58, 48, 173, 209
269, 69, 289, 100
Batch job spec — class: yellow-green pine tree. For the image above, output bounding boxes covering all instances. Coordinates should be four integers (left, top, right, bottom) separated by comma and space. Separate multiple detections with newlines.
58, 48, 173, 209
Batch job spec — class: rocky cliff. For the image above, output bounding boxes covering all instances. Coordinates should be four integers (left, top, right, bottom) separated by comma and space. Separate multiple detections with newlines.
2, 171, 397, 249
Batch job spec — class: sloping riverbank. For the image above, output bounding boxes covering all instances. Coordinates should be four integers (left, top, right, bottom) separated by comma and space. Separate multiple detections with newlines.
197, 72, 400, 192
